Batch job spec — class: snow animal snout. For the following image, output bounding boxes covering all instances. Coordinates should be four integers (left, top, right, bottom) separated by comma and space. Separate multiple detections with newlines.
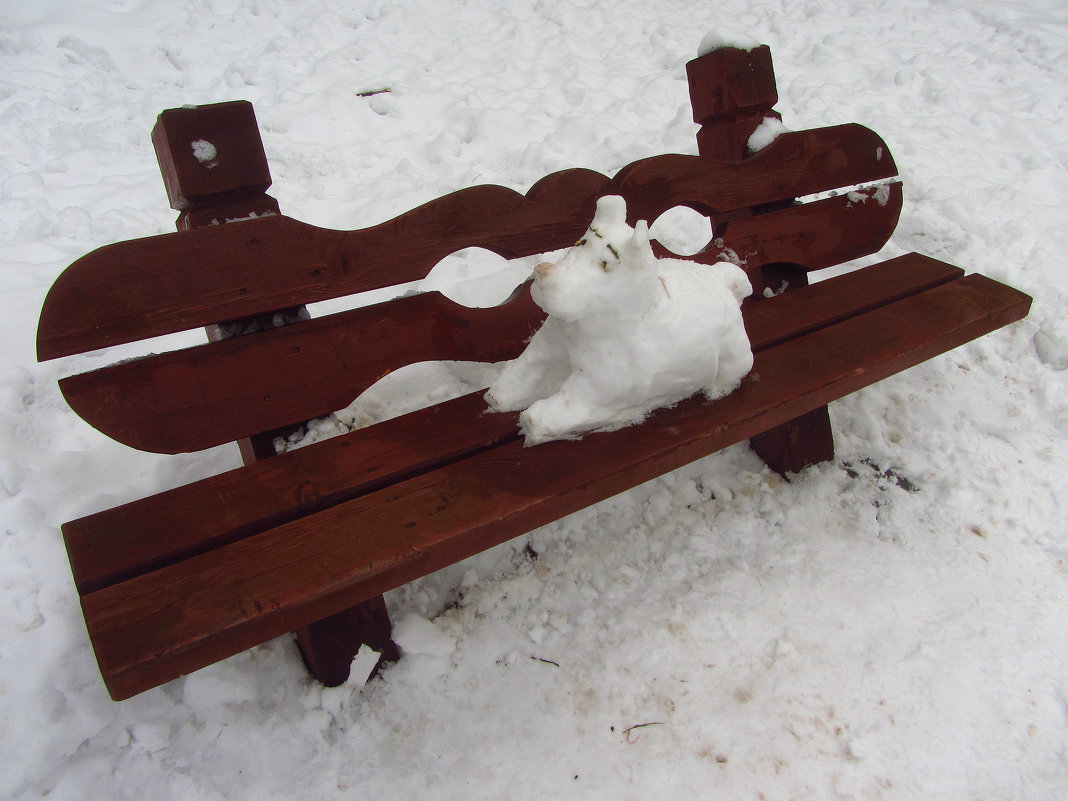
530, 196, 658, 322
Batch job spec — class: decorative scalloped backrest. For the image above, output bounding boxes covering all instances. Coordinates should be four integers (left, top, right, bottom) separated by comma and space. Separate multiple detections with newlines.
37, 46, 903, 455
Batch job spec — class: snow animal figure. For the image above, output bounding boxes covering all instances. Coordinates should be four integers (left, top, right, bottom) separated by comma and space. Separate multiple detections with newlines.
485, 195, 754, 445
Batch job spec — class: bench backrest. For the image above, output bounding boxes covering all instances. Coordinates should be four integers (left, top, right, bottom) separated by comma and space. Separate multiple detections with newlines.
37, 46, 902, 457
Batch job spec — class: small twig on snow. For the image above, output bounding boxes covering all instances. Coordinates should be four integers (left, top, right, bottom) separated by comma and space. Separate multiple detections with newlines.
622, 721, 664, 736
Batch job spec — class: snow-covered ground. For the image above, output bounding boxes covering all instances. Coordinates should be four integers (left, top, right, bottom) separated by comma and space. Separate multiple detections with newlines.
2, 1, 1067, 798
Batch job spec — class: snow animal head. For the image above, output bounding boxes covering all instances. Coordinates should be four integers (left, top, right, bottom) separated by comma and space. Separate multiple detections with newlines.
531, 195, 659, 321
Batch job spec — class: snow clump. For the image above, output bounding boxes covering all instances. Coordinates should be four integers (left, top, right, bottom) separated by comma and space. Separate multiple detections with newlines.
697, 29, 761, 56
747, 116, 788, 152
190, 139, 218, 168
485, 195, 753, 445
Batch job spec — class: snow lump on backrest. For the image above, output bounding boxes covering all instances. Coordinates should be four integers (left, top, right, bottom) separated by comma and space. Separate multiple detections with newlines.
485, 195, 754, 445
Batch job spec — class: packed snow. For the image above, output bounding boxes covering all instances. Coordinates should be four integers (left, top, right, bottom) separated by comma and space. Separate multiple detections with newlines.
486, 195, 753, 445
190, 138, 218, 167
2, 1, 1067, 799
697, 29, 761, 56
746, 115, 788, 152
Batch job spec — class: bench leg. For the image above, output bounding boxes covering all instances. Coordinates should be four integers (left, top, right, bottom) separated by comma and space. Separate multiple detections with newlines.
749, 405, 835, 476
153, 102, 402, 689
294, 595, 401, 687
747, 263, 835, 476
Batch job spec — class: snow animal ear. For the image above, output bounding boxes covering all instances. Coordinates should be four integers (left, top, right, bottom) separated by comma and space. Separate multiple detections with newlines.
624, 219, 656, 272
630, 219, 649, 250
592, 194, 627, 227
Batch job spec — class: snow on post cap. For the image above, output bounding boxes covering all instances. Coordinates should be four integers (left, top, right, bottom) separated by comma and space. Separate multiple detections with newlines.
747, 116, 789, 153
697, 30, 761, 56
191, 139, 219, 168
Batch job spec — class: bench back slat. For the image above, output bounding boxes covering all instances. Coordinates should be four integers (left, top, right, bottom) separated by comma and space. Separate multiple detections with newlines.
59, 284, 543, 453
35, 170, 602, 361
37, 125, 895, 362
704, 182, 902, 272
63, 252, 967, 597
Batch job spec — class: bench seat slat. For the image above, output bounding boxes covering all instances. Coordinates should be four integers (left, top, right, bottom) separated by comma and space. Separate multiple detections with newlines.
62, 392, 519, 595
615, 124, 896, 224
78, 272, 1030, 700
38, 125, 895, 360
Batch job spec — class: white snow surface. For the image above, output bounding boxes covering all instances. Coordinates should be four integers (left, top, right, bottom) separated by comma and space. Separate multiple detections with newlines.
486, 195, 753, 445
2, 1, 1067, 799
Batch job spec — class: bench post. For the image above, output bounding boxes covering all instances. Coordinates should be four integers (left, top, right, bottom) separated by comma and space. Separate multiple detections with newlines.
151, 101, 400, 685
687, 47, 835, 474
686, 45, 780, 161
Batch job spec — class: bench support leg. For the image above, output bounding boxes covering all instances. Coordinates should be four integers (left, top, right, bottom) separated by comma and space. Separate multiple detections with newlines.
294, 595, 401, 687
747, 264, 835, 476
153, 101, 401, 689
749, 406, 835, 476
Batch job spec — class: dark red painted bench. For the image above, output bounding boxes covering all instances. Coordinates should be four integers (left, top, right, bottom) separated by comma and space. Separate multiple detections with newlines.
37, 46, 1031, 701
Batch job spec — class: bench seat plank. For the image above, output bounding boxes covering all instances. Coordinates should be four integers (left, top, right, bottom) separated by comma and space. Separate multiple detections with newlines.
59, 252, 961, 454
78, 272, 1030, 700
62, 392, 520, 595
38, 125, 895, 360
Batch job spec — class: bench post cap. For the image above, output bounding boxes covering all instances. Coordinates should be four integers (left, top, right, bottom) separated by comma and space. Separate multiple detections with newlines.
152, 100, 278, 221
685, 44, 778, 124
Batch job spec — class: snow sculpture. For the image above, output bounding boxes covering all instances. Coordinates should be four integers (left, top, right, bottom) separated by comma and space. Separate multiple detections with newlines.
485, 195, 754, 445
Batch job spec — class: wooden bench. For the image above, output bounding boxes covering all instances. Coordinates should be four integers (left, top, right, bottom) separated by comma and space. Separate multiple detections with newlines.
37, 45, 1031, 701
